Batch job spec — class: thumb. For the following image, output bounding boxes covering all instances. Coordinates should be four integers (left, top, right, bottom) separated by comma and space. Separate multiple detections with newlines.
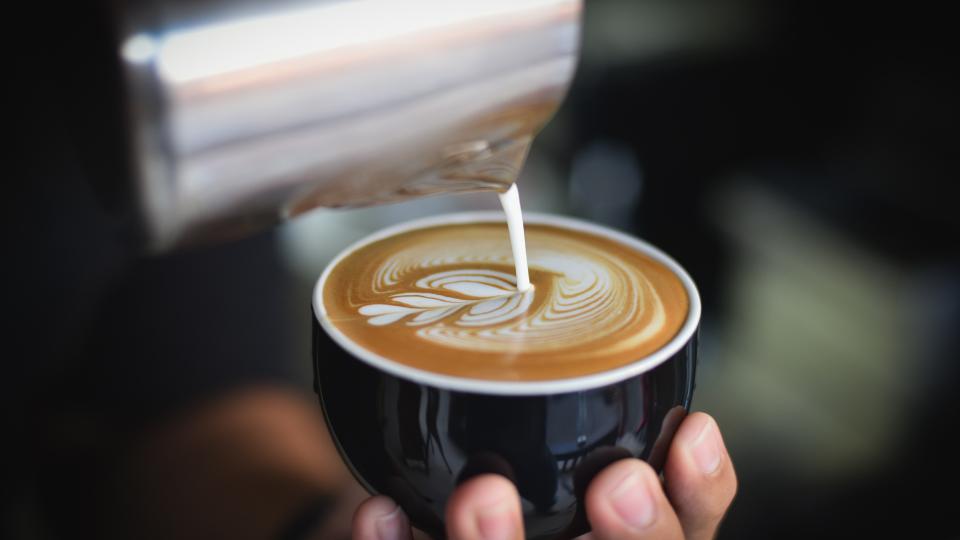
353, 495, 413, 540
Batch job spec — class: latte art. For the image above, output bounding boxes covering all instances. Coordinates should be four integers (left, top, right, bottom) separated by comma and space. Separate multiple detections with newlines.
322, 222, 688, 381
359, 269, 534, 327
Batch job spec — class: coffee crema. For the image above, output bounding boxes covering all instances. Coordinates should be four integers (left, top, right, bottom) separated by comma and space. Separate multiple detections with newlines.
321, 222, 688, 381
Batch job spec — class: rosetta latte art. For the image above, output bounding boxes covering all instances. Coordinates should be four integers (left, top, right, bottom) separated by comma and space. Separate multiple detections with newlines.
359, 269, 534, 327
354, 236, 666, 355
322, 223, 688, 380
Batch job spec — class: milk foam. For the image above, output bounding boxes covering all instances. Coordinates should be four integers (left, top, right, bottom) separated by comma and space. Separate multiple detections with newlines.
322, 219, 689, 381
354, 228, 666, 355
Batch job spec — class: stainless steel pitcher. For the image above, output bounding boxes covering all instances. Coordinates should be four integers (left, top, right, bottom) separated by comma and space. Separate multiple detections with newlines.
110, 0, 581, 250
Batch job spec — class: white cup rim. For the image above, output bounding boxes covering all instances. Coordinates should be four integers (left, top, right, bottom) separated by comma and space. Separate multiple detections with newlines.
313, 211, 701, 395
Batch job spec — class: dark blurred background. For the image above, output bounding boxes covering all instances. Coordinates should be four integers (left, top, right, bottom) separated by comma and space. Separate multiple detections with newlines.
6, 0, 958, 538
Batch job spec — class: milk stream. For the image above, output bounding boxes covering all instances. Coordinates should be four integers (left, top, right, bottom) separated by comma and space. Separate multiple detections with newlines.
497, 184, 531, 292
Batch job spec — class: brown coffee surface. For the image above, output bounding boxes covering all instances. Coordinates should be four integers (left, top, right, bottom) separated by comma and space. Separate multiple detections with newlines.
321, 222, 688, 381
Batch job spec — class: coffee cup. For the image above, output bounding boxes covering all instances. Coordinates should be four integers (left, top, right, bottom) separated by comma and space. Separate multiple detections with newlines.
311, 212, 700, 538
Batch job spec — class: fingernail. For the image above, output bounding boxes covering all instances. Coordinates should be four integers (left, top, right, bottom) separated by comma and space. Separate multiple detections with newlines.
375, 504, 406, 540
690, 417, 722, 475
607, 469, 656, 530
476, 499, 517, 540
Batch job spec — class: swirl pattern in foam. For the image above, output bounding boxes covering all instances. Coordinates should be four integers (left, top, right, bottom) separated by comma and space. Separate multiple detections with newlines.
322, 222, 688, 381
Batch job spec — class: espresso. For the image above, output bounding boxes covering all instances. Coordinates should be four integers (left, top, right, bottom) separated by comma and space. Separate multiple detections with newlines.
321, 221, 689, 381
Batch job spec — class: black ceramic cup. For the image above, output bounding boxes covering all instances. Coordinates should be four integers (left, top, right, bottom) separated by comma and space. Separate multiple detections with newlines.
311, 213, 700, 539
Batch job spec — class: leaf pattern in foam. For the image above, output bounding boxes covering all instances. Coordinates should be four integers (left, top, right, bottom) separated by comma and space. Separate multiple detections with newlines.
358, 269, 528, 327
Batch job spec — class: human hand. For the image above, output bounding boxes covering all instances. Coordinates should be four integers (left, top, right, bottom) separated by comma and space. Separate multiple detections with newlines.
352, 412, 737, 539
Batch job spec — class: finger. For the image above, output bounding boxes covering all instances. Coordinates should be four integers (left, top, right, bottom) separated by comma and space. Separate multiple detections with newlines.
446, 474, 523, 540
663, 412, 737, 540
585, 458, 684, 540
352, 495, 413, 540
